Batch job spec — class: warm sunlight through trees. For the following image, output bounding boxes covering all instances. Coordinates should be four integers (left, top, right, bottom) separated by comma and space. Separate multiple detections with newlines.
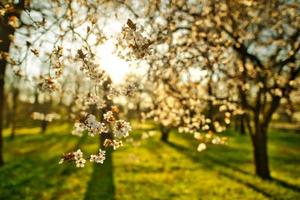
138, 0, 300, 180
0, 0, 300, 199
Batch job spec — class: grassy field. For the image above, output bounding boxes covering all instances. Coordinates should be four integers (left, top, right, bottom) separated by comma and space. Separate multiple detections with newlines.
0, 122, 299, 200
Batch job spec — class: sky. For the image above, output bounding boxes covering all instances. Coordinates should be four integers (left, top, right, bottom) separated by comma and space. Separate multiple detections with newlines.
98, 39, 130, 83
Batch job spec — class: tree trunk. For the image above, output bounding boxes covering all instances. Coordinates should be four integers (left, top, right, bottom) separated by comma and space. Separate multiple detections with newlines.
160, 125, 169, 142
100, 132, 112, 149
0, 0, 27, 166
4, 93, 11, 128
40, 121, 48, 134
234, 116, 238, 131
0, 25, 12, 167
251, 125, 271, 179
10, 88, 19, 139
235, 115, 246, 135
0, 59, 5, 166
240, 115, 246, 135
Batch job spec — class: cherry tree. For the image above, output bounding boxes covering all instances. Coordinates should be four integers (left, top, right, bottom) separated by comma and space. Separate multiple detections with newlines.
0, 0, 148, 167
142, 0, 300, 179
133, 0, 230, 146
197, 0, 300, 179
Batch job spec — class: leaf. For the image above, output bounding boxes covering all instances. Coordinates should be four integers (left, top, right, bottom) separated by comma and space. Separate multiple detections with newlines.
127, 19, 136, 31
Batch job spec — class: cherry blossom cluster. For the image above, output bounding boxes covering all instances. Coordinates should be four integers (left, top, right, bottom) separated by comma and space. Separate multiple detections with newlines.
103, 111, 115, 122
37, 76, 60, 93
113, 120, 132, 139
116, 19, 152, 60
72, 112, 132, 141
70, 94, 110, 121
90, 149, 106, 164
59, 148, 107, 167
121, 81, 138, 97
72, 114, 107, 137
103, 139, 123, 150
50, 46, 64, 78
59, 149, 86, 168
76, 49, 108, 85
68, 109, 132, 165
106, 82, 138, 100
84, 94, 106, 110
71, 122, 85, 137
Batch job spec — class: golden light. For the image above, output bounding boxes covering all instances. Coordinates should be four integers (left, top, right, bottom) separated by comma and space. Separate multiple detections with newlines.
98, 40, 130, 83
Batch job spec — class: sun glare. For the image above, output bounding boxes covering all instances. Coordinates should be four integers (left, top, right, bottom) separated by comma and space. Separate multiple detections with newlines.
98, 40, 130, 84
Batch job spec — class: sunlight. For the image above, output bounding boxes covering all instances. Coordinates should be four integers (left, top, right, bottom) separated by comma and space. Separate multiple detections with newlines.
2, 1, 300, 199
98, 40, 130, 84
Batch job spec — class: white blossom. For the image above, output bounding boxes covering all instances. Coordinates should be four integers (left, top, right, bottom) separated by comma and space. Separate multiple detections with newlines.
74, 149, 83, 160
197, 143, 207, 152
72, 122, 85, 136
113, 120, 131, 139
90, 149, 106, 164
75, 158, 86, 168
73, 114, 108, 137
103, 111, 115, 122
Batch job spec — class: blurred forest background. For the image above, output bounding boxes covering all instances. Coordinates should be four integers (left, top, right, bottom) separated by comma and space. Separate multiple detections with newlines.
0, 0, 300, 199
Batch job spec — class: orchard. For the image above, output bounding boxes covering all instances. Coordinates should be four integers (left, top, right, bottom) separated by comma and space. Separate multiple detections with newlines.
0, 0, 299, 199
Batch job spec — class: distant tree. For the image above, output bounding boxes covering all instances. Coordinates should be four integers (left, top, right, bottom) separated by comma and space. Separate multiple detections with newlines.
0, 0, 28, 166
143, 0, 300, 179
10, 81, 20, 138
138, 1, 229, 145
197, 0, 300, 179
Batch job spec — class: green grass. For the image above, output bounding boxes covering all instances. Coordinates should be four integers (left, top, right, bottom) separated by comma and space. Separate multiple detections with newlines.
0, 123, 299, 199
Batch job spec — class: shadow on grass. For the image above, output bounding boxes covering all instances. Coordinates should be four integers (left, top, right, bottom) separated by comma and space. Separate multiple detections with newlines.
166, 138, 300, 197
165, 141, 276, 198
169, 132, 300, 189
0, 132, 88, 199
218, 171, 273, 198
84, 149, 115, 200
272, 178, 300, 193
206, 145, 300, 193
